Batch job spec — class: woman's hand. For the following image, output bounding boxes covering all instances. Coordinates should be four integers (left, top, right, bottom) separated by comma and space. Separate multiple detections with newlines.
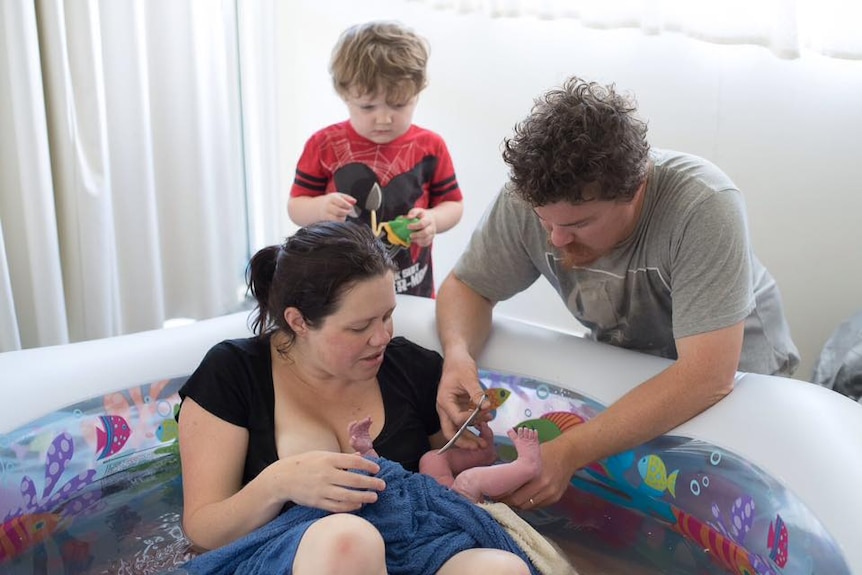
278, 451, 386, 512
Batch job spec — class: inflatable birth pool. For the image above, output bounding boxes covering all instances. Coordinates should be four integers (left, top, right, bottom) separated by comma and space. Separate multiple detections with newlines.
1, 295, 861, 574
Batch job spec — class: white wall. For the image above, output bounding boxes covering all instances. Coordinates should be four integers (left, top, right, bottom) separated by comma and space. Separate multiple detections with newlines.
275, 0, 862, 380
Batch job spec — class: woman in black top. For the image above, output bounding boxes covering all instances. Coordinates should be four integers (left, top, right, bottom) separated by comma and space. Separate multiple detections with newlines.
177, 221, 535, 575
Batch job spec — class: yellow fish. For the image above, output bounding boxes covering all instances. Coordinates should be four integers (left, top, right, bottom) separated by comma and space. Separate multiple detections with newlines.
637, 454, 679, 497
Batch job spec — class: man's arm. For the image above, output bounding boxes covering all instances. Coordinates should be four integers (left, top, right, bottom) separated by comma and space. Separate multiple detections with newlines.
435, 272, 496, 446
505, 320, 744, 509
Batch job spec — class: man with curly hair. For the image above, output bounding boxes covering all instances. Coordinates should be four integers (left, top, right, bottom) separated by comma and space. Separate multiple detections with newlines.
434, 76, 799, 510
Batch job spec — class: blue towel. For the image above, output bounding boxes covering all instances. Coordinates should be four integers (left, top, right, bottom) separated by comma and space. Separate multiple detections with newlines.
182, 457, 538, 575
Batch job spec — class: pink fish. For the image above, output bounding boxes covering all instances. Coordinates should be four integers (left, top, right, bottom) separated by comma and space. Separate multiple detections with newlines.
767, 513, 789, 567
95, 415, 131, 460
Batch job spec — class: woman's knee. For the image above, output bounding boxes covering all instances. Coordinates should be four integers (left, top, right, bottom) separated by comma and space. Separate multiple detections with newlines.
437, 548, 531, 574
293, 514, 386, 575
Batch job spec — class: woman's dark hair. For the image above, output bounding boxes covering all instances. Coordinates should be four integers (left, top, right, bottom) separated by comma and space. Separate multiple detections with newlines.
502, 76, 650, 206
246, 221, 396, 353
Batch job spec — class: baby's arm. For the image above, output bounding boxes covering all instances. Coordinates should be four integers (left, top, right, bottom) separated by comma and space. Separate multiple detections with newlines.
450, 427, 542, 503
348, 416, 378, 457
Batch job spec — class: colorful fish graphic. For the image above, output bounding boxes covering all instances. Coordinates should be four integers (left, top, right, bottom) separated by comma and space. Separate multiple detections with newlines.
473, 386, 511, 421
637, 454, 679, 498
95, 415, 131, 460
587, 449, 636, 482
515, 411, 586, 442
0, 512, 60, 561
483, 387, 511, 410
155, 418, 179, 443
767, 513, 789, 567
672, 507, 756, 575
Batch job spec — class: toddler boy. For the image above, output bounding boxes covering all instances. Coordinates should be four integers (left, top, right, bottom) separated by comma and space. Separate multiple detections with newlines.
288, 21, 463, 298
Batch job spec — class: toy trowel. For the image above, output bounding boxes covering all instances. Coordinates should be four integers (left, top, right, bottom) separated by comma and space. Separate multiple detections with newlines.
367, 182, 383, 234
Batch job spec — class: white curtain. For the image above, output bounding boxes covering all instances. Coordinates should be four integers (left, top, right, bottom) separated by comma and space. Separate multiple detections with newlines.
0, 0, 278, 352
410, 0, 862, 60
237, 0, 283, 254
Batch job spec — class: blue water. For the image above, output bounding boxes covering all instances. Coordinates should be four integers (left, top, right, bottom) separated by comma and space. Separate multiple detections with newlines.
3, 453, 193, 575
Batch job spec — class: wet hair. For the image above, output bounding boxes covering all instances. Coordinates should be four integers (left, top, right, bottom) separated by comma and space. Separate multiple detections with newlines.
502, 76, 650, 206
330, 20, 429, 105
246, 221, 397, 353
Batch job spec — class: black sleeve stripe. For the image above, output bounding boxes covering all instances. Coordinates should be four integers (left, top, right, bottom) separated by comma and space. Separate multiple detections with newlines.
430, 182, 460, 197
295, 169, 328, 184
430, 175, 457, 190
295, 168, 328, 192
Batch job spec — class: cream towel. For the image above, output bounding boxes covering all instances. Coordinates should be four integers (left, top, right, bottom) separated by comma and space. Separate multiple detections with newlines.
479, 501, 578, 575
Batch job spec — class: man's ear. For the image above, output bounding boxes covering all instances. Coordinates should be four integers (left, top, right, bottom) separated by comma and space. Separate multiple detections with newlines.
284, 307, 307, 334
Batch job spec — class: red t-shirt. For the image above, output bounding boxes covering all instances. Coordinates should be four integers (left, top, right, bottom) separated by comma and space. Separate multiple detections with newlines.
291, 122, 462, 297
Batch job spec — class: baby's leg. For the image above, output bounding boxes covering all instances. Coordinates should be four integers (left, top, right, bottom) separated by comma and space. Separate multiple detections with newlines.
444, 422, 498, 474
348, 417, 378, 457
451, 427, 542, 503
420, 421, 497, 488
420, 450, 457, 488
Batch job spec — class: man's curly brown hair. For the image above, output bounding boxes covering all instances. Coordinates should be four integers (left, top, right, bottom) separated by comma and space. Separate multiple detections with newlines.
502, 76, 650, 207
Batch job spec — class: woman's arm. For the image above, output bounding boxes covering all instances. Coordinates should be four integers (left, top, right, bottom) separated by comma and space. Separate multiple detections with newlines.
178, 398, 289, 550
179, 398, 386, 550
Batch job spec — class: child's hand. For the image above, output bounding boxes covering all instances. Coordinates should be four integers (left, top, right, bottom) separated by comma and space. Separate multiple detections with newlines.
318, 193, 357, 222
406, 208, 436, 247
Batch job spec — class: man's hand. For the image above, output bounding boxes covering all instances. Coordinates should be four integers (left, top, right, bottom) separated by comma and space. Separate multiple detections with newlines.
500, 435, 578, 510
436, 349, 491, 450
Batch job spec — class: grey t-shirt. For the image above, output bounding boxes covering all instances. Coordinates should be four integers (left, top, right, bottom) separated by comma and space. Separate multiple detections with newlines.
455, 149, 799, 376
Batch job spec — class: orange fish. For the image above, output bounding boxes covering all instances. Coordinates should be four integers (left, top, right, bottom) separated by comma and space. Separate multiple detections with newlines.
0, 513, 60, 561
672, 507, 756, 575
483, 387, 511, 410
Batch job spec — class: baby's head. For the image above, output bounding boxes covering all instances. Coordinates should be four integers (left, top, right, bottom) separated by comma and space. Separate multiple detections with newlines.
330, 21, 429, 143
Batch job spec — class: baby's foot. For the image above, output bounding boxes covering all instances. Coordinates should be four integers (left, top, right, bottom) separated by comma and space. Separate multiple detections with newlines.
348, 416, 375, 455
508, 427, 542, 474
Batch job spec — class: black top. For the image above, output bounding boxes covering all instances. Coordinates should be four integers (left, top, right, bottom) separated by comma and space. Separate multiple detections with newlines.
179, 336, 443, 484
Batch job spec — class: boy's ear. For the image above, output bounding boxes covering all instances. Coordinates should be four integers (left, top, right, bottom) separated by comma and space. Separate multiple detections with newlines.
284, 307, 307, 334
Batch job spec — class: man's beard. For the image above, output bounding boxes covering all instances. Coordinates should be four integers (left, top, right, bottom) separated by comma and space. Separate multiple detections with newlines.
557, 240, 602, 268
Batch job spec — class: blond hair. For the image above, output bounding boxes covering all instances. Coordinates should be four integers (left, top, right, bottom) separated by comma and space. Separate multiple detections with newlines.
330, 21, 429, 105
